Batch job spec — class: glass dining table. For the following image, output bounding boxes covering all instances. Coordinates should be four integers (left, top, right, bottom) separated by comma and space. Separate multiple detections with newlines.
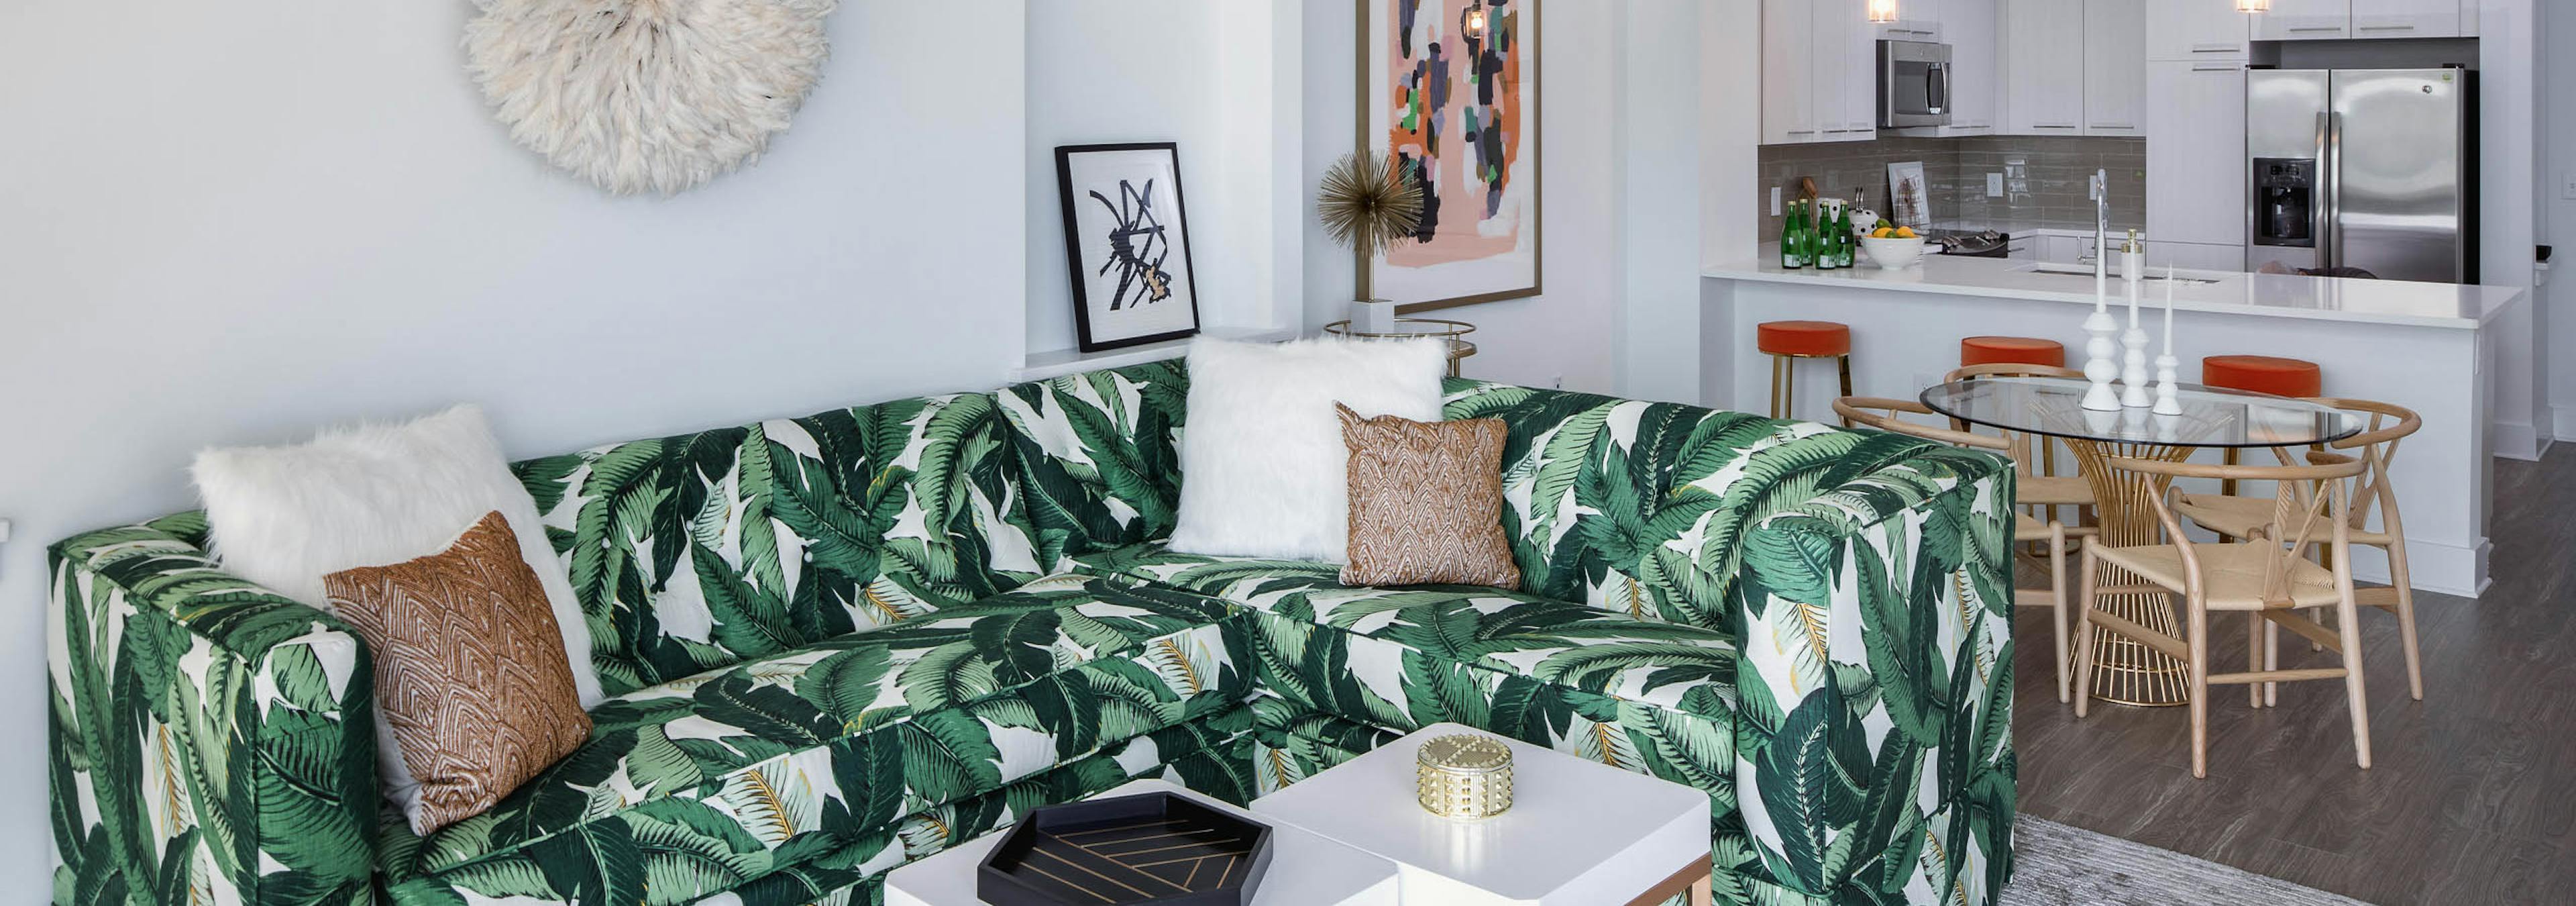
1919, 377, 2365, 707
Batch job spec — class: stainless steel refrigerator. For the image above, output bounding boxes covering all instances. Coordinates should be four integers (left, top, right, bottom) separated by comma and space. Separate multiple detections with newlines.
2246, 68, 2477, 283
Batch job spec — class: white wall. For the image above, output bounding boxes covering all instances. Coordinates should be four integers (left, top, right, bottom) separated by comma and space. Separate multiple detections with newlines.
2477, 0, 2550, 456
0, 0, 1133, 880
2544, 0, 2576, 439
1024, 1, 1300, 358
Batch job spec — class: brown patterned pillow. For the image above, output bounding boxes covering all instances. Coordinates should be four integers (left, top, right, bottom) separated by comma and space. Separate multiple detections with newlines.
324, 510, 592, 834
1337, 405, 1521, 589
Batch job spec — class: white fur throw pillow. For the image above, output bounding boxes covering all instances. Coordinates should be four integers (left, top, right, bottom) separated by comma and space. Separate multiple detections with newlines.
192, 404, 604, 705
1170, 336, 1447, 562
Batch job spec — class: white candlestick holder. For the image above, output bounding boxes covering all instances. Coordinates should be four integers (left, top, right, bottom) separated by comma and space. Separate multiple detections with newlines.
2081, 309, 2122, 411
2121, 323, 2153, 408
2153, 353, 2183, 415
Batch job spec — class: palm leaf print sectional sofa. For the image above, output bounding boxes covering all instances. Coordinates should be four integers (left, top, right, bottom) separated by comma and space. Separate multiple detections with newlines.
49, 360, 2016, 906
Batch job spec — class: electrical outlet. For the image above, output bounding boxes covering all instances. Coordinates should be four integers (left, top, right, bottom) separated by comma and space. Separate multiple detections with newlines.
1770, 187, 1784, 217
1987, 173, 2005, 198
1552, 374, 1565, 389
0, 519, 12, 544
2563, 170, 2576, 200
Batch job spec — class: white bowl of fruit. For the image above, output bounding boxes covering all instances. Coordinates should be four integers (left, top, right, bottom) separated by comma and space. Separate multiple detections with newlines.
1858, 221, 1926, 270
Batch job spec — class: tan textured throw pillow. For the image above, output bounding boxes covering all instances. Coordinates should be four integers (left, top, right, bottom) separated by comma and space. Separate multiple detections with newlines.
325, 511, 592, 835
1338, 405, 1521, 589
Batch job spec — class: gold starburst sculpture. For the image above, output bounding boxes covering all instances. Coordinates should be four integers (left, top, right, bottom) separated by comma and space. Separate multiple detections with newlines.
1320, 151, 1425, 300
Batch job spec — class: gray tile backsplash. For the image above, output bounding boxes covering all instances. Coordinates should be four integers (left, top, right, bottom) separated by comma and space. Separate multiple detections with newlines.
1757, 136, 2145, 240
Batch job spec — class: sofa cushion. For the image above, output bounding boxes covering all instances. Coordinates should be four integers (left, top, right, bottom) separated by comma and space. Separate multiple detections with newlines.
378, 574, 1246, 903
1000, 360, 1190, 558
1067, 542, 1735, 719
514, 393, 1048, 695
1443, 379, 1947, 634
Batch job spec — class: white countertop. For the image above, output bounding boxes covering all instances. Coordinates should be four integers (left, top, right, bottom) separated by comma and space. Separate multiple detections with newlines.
1705, 250, 2524, 330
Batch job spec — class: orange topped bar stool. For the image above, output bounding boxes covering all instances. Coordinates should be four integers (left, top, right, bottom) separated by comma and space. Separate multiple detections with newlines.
1760, 321, 1853, 419
2203, 355, 2324, 398
1962, 336, 2067, 368
2203, 355, 2324, 493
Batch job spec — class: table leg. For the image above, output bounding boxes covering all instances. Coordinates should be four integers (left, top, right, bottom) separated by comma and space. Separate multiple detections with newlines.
2066, 439, 2198, 707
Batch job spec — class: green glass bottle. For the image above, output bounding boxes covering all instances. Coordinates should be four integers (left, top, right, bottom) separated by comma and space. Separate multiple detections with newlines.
1816, 201, 1840, 270
1780, 201, 1806, 268
1833, 201, 1856, 268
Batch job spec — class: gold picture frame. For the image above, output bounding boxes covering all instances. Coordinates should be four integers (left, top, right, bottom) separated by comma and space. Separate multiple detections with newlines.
1356, 0, 1543, 315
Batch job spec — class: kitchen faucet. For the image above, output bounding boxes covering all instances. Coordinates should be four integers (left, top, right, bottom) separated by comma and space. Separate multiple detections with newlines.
2091, 168, 2109, 277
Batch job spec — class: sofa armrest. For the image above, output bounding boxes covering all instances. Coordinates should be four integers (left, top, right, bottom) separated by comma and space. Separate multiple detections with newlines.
1731, 445, 2017, 905
48, 517, 378, 905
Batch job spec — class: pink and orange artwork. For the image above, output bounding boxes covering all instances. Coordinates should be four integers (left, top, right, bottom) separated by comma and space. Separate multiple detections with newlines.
1366, 0, 1540, 310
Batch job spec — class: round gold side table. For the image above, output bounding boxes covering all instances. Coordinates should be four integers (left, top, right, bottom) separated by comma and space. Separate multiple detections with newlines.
1323, 318, 1477, 378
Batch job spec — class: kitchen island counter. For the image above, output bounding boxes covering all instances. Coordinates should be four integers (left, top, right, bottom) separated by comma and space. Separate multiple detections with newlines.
1701, 252, 2526, 597
1706, 248, 2524, 330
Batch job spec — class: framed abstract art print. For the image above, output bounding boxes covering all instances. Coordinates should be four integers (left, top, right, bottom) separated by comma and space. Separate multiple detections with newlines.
1360, 0, 1542, 313
1055, 142, 1203, 352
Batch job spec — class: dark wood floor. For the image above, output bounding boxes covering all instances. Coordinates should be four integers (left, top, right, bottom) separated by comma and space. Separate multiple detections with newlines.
2012, 448, 2576, 905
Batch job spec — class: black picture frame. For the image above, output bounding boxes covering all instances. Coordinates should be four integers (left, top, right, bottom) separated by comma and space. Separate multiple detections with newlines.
1055, 142, 1204, 353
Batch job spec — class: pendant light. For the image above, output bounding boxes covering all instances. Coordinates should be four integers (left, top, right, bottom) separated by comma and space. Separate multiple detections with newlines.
1868, 0, 1900, 25
2237, 0, 2271, 12
1461, 1, 1491, 40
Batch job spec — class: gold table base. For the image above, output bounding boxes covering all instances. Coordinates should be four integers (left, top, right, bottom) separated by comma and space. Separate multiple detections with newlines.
2065, 438, 2194, 707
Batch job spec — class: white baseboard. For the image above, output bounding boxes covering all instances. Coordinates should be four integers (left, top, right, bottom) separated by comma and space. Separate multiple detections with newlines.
2553, 405, 2576, 444
2324, 536, 2486, 599
2493, 420, 2548, 462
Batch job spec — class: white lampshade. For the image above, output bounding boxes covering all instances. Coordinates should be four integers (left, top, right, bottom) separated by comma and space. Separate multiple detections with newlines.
1868, 0, 1900, 24
2237, 0, 2271, 11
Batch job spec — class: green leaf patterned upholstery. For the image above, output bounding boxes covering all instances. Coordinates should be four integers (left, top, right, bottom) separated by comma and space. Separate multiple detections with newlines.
515, 393, 1049, 695
50, 367, 2014, 906
999, 361, 1189, 559
378, 575, 1248, 904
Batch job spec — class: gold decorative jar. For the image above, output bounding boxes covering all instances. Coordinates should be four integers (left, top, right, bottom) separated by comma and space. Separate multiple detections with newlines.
1415, 734, 1513, 819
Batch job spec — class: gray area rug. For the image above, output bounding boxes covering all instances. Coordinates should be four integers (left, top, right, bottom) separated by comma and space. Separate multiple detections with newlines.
2005, 816, 2375, 905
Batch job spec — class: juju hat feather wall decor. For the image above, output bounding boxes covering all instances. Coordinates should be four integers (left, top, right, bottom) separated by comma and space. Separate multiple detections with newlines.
464, 0, 837, 195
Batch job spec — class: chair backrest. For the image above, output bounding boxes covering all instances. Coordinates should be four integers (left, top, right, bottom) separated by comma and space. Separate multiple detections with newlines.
1944, 362, 2086, 383
1832, 397, 2009, 452
514, 393, 1048, 695
1937, 364, 2084, 476
2311, 397, 2420, 533
2100, 454, 2367, 604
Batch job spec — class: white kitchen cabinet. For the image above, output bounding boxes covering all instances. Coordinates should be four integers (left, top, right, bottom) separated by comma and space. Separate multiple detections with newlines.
2004, 0, 2085, 136
2253, 0, 2354, 40
1762, 0, 1876, 144
2461, 0, 2479, 36
1876, 0, 1943, 42
2146, 0, 2251, 60
1818, 0, 1880, 139
2352, 0, 2461, 38
2082, 0, 2145, 136
1935, 0, 1999, 135
2145, 61, 2245, 246
1761, 0, 1820, 144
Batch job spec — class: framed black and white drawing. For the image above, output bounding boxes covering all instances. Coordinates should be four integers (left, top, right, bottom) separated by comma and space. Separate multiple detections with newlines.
1055, 142, 1202, 352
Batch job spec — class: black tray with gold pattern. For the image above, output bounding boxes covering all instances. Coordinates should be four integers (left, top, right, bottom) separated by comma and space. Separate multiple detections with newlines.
975, 791, 1275, 905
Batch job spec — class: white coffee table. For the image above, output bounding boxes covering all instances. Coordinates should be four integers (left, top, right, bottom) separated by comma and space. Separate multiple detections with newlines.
883, 778, 1400, 905
1250, 723, 1713, 906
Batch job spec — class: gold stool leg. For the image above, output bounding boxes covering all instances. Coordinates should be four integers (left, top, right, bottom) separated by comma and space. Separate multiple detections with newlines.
1768, 355, 1784, 419
1837, 353, 1854, 399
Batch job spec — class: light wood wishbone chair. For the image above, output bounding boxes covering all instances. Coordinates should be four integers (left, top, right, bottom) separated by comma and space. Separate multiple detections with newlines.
1834, 396, 2078, 702
1943, 362, 2096, 532
2173, 399, 2424, 701
2072, 452, 2373, 778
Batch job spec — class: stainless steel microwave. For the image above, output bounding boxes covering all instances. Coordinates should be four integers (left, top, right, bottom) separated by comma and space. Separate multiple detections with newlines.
1878, 40, 1952, 129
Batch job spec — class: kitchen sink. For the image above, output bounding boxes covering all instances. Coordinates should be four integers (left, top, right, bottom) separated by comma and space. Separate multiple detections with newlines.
2015, 262, 2223, 285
